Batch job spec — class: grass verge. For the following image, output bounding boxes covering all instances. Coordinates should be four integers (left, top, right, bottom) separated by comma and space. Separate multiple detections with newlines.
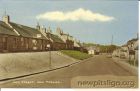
60, 50, 92, 60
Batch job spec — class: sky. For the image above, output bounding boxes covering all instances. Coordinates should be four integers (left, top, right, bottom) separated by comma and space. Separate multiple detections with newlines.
0, 0, 138, 46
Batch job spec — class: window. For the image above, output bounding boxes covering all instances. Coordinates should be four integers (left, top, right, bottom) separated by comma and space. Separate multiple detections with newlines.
32, 39, 37, 45
37, 34, 41, 38
3, 37, 6, 42
21, 37, 24, 41
3, 37, 7, 50
26, 44, 29, 49
14, 38, 17, 45
21, 37, 24, 46
26, 39, 29, 49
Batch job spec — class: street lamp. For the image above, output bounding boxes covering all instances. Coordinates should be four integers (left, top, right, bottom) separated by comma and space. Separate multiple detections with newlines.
47, 44, 51, 69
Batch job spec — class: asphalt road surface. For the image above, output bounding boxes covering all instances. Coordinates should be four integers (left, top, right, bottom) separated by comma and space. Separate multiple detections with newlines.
0, 55, 137, 88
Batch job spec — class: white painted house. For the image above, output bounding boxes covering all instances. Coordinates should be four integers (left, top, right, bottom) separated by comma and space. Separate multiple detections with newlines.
113, 38, 138, 61
87, 46, 100, 55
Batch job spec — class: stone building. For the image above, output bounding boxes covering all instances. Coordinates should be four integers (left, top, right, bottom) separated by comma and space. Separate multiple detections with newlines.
56, 27, 74, 50
0, 21, 19, 52
0, 13, 83, 53
86, 46, 100, 55
45, 27, 66, 50
0, 14, 49, 52
113, 38, 138, 61
73, 39, 82, 50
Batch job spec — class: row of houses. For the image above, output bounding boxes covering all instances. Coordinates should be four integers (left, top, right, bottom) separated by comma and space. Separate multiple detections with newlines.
112, 38, 138, 62
0, 14, 82, 52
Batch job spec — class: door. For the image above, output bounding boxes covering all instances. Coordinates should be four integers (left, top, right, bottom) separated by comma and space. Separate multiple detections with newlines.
3, 37, 7, 50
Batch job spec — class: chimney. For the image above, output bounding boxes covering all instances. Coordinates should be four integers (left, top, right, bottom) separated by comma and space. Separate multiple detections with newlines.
2, 12, 10, 24
44, 28, 47, 33
36, 22, 40, 30
56, 27, 62, 35
47, 26, 52, 33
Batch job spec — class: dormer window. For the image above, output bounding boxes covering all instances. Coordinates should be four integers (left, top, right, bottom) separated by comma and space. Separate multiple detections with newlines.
37, 34, 41, 38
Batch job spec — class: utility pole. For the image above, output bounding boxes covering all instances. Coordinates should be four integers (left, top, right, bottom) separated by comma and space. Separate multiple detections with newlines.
109, 35, 114, 55
111, 35, 113, 45
47, 44, 51, 69
47, 33, 52, 69
49, 45, 51, 68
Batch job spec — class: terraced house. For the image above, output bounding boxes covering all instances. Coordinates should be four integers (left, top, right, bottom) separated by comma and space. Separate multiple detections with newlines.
0, 20, 19, 52
56, 27, 83, 50
45, 27, 66, 50
56, 27, 74, 50
0, 14, 82, 53
0, 14, 49, 52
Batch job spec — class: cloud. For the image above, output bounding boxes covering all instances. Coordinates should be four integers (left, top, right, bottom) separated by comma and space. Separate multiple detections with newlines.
36, 8, 115, 22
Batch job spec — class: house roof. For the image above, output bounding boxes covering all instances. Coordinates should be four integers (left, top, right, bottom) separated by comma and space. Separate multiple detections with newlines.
122, 44, 127, 47
47, 33, 64, 43
127, 38, 138, 44
60, 33, 74, 42
0, 21, 18, 36
86, 46, 100, 51
9, 22, 47, 39
134, 40, 138, 50
74, 42, 81, 47
86, 46, 96, 50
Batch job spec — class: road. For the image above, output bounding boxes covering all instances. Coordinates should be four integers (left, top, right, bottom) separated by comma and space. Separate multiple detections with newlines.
0, 55, 137, 88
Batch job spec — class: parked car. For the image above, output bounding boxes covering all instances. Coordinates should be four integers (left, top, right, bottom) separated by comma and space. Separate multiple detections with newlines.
120, 54, 126, 59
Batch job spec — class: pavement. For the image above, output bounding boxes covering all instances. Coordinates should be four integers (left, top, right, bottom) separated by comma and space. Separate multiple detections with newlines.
112, 57, 138, 75
0, 54, 138, 88
0, 51, 79, 80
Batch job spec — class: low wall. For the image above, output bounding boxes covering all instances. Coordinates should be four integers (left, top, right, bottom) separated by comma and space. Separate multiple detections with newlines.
0, 51, 78, 80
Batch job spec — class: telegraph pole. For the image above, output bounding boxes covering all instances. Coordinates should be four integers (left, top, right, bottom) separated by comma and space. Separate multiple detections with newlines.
49, 45, 51, 68
111, 35, 113, 45
110, 35, 113, 55
47, 33, 52, 69
47, 44, 51, 69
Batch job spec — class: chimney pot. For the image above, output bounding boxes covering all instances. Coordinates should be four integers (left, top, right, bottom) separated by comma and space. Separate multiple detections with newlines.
3, 15, 10, 24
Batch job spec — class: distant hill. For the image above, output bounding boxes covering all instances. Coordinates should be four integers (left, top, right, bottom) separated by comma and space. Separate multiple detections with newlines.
82, 43, 99, 47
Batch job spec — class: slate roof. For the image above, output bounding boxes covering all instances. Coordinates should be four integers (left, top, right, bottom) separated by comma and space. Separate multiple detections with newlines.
127, 38, 138, 44
74, 42, 81, 47
86, 46, 100, 51
47, 33, 64, 43
9, 22, 46, 39
0, 21, 18, 36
